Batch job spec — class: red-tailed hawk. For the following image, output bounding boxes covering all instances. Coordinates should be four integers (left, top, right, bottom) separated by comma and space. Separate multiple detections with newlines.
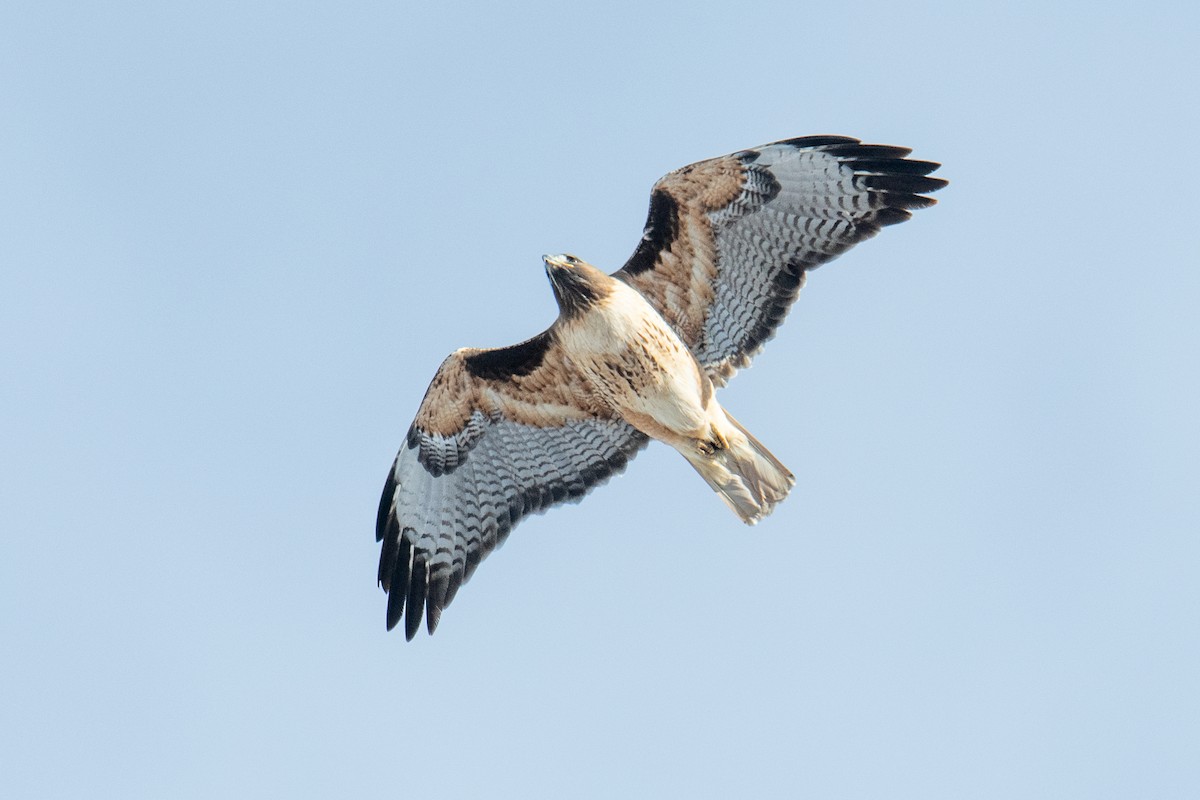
377, 135, 946, 638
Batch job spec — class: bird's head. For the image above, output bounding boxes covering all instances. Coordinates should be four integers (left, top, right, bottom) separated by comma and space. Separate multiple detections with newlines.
543, 253, 610, 318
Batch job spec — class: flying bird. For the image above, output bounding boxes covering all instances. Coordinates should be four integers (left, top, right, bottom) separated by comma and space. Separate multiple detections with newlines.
377, 135, 946, 639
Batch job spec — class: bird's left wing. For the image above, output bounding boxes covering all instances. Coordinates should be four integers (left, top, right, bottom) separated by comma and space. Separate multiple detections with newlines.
614, 135, 947, 385
376, 331, 648, 639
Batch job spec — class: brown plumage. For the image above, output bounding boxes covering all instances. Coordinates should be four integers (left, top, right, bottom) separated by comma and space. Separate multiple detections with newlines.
377, 135, 946, 639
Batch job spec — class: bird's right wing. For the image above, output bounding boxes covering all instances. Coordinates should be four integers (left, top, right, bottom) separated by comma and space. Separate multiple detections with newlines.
614, 135, 946, 385
376, 331, 649, 639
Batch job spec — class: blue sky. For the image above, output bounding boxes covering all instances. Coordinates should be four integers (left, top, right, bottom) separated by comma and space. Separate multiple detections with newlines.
2, 2, 1197, 797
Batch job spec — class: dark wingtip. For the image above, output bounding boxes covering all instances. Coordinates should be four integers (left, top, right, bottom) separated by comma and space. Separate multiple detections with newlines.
833, 144, 947, 209
386, 593, 403, 631
425, 572, 448, 636
376, 458, 399, 542
426, 604, 443, 636
377, 517, 400, 590
873, 207, 913, 227
864, 173, 949, 194
404, 559, 427, 641
778, 134, 861, 148
849, 157, 941, 176
404, 607, 421, 641
885, 192, 939, 210
825, 142, 913, 160
443, 567, 464, 609
384, 533, 413, 633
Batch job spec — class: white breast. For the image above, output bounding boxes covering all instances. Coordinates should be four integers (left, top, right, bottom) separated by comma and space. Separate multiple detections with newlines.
559, 281, 713, 437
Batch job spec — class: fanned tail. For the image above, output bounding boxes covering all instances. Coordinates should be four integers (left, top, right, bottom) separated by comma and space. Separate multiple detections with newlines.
682, 411, 795, 524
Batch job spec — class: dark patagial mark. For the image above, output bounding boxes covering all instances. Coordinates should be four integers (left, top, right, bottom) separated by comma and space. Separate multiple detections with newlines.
464, 331, 552, 381
620, 189, 681, 276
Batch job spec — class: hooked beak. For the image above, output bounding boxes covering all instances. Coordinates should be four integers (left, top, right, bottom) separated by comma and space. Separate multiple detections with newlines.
542, 253, 600, 316
543, 253, 574, 274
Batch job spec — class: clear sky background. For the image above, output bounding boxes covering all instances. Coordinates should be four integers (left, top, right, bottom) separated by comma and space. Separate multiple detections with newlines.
2, 2, 1197, 797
